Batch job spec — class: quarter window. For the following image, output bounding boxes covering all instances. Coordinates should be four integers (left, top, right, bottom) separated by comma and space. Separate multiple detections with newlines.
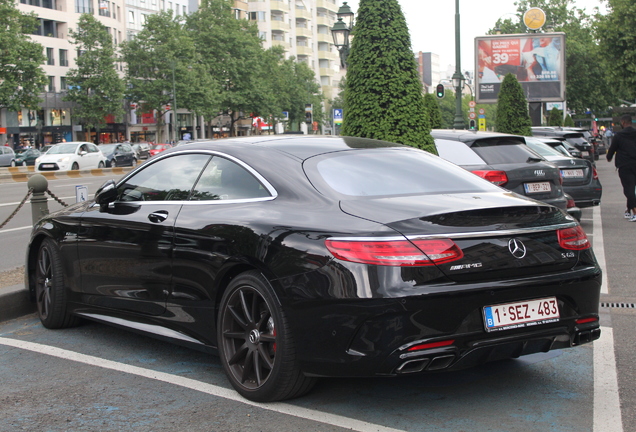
190, 157, 270, 201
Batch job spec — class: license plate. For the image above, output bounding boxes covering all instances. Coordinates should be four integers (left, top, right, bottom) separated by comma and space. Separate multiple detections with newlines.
524, 182, 551, 193
41, 164, 55, 169
561, 169, 584, 178
483, 297, 559, 332
581, 151, 589, 156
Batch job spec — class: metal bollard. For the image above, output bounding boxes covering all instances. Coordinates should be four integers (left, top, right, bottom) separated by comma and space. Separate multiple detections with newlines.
28, 174, 49, 225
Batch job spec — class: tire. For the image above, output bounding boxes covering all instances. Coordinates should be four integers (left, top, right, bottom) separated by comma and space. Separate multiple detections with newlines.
71, 162, 79, 171
110, 159, 116, 168
10, 160, 16, 167
98, 161, 105, 168
132, 158, 137, 166
218, 271, 316, 402
21, 161, 27, 166
35, 238, 80, 329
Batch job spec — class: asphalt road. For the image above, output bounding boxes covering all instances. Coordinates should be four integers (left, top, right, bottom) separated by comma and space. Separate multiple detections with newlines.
0, 159, 634, 431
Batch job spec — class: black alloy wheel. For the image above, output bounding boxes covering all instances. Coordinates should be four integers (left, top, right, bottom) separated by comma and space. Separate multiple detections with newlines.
35, 238, 80, 329
218, 271, 316, 402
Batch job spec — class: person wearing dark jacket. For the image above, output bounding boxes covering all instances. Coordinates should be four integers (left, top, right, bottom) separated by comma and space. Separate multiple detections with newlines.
607, 114, 636, 221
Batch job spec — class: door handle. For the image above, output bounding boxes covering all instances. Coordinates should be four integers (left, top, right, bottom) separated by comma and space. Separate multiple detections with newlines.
148, 210, 169, 223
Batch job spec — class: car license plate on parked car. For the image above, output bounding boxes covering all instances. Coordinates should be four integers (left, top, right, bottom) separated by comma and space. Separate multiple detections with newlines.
581, 151, 589, 157
483, 297, 559, 331
561, 169, 584, 178
524, 182, 551, 193
41, 164, 55, 169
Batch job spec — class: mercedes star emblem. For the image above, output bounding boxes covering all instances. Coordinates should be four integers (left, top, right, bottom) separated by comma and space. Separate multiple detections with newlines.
508, 238, 527, 259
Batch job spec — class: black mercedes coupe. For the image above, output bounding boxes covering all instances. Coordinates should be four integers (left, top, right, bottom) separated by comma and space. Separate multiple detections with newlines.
26, 135, 602, 402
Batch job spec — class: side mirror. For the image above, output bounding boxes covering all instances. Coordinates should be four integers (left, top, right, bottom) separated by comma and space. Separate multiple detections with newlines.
95, 180, 118, 207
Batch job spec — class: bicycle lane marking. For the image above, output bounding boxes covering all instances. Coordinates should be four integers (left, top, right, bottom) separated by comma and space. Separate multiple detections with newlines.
0, 337, 404, 432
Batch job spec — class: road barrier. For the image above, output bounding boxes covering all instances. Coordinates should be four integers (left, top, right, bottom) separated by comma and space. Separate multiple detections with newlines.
0, 165, 135, 184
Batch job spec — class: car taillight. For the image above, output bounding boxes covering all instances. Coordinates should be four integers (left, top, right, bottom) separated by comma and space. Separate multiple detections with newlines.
592, 166, 599, 180
566, 197, 576, 209
407, 339, 455, 352
325, 238, 463, 266
557, 226, 590, 250
471, 170, 508, 186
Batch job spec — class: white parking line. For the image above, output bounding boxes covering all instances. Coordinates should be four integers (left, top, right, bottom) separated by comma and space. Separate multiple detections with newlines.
0, 337, 404, 432
594, 327, 623, 432
0, 226, 31, 234
592, 206, 609, 294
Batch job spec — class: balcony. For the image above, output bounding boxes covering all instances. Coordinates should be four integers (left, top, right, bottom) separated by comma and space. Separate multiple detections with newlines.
270, 0, 288, 12
317, 32, 332, 43
271, 20, 290, 32
320, 67, 335, 77
316, 15, 332, 27
295, 8, 312, 20
296, 45, 313, 56
295, 27, 312, 38
272, 40, 291, 50
316, 0, 338, 12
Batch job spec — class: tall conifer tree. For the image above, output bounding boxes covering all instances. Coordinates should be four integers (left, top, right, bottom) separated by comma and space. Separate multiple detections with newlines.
342, 0, 434, 152
495, 73, 532, 136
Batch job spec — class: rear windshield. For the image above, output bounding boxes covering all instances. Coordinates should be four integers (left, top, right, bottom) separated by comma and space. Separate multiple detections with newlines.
305, 148, 499, 197
470, 138, 543, 164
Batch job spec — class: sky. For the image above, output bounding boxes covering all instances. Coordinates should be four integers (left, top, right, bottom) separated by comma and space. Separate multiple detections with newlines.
340, 0, 608, 73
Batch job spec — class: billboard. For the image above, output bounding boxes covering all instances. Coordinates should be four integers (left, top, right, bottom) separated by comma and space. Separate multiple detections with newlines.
474, 33, 565, 103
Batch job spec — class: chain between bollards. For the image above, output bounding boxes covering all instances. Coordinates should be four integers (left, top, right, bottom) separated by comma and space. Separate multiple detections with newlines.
45, 189, 69, 207
0, 188, 34, 230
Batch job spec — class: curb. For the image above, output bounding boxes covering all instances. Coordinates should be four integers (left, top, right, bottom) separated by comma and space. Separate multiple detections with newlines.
0, 284, 35, 323
0, 165, 136, 184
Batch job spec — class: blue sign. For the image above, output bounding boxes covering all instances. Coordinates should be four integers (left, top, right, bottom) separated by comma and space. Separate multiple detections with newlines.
333, 109, 343, 124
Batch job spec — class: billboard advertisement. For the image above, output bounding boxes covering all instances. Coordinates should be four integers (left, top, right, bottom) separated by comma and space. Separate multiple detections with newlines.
475, 33, 565, 103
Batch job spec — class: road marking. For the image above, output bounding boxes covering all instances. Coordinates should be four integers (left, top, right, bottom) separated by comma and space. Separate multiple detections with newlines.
592, 206, 609, 294
594, 327, 623, 432
0, 337, 403, 432
0, 226, 31, 234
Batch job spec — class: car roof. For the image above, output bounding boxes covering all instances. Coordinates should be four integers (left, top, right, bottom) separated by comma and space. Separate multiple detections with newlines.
162, 135, 406, 160
431, 129, 526, 146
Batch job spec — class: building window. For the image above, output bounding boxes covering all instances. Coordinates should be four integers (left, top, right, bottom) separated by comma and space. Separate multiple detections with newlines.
48, 76, 55, 92
59, 49, 68, 66
60, 76, 67, 90
46, 48, 54, 65
248, 11, 266, 21
75, 0, 93, 14
128, 11, 135, 24
98, 1, 110, 17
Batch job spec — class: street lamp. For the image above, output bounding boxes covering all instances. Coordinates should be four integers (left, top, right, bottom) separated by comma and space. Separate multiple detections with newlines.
171, 61, 178, 143
331, 2, 355, 68
452, 0, 465, 129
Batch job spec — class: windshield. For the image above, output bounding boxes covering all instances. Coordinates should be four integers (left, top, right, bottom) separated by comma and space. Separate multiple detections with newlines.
99, 144, 117, 155
525, 139, 564, 157
47, 144, 80, 155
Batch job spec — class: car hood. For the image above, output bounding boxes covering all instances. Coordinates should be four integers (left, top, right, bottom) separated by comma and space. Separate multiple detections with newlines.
37, 153, 75, 162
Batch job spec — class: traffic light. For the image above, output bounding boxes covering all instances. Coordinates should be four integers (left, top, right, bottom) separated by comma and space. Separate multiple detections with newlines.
436, 84, 445, 99
469, 119, 477, 130
305, 110, 312, 124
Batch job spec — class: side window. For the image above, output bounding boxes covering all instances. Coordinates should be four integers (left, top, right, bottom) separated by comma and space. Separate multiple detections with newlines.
118, 154, 211, 202
88, 144, 99, 153
190, 157, 270, 201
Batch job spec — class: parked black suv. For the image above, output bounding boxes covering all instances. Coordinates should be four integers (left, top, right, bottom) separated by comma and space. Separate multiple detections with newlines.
432, 130, 568, 211
531, 127, 595, 164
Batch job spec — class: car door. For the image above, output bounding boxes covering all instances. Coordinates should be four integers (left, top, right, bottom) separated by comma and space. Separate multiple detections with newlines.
77, 153, 212, 315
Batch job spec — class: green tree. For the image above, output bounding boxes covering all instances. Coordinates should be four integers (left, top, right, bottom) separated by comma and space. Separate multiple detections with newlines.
424, 93, 443, 129
342, 0, 434, 152
121, 11, 213, 142
0, 0, 46, 113
564, 113, 575, 126
64, 14, 125, 142
496, 73, 532, 135
188, 0, 277, 136
547, 107, 563, 126
596, 0, 636, 100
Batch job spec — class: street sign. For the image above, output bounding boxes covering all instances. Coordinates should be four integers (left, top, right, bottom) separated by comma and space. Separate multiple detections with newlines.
76, 185, 88, 203
479, 118, 487, 131
478, 108, 486, 115
333, 108, 343, 125
469, 101, 476, 108
469, 112, 477, 119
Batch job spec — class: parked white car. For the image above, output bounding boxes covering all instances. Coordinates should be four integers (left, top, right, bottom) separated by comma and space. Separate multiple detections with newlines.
35, 142, 106, 172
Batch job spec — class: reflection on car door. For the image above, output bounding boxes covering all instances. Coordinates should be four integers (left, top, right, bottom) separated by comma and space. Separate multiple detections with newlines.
77, 153, 212, 315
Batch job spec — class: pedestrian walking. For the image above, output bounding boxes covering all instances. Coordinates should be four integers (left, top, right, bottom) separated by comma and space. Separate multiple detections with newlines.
607, 114, 636, 221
